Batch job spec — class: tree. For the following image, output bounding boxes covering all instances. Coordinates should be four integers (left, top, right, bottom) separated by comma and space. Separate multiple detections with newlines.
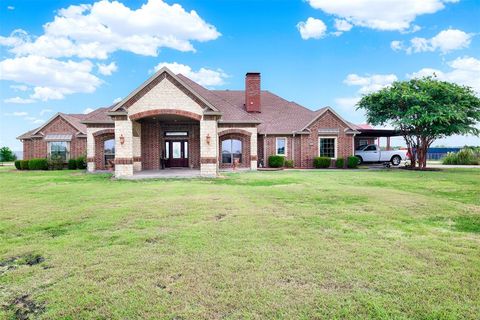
0, 146, 17, 162
357, 77, 480, 169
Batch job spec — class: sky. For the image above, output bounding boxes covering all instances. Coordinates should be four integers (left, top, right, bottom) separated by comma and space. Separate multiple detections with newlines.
1, 0, 479, 151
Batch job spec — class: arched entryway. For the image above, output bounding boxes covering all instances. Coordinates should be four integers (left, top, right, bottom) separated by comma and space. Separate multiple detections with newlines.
93, 129, 115, 170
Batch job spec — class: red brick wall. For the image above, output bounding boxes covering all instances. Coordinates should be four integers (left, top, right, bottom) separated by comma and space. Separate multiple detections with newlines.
141, 121, 200, 170
245, 73, 261, 113
261, 110, 354, 168
218, 133, 251, 168
21, 116, 86, 160
94, 133, 115, 170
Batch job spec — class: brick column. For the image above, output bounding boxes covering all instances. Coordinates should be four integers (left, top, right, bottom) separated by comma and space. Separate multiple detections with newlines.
132, 120, 142, 172
115, 118, 134, 178
200, 117, 218, 177
86, 127, 96, 172
250, 128, 258, 170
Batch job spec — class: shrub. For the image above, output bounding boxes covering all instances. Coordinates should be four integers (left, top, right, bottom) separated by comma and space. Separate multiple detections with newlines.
284, 159, 294, 168
268, 155, 285, 168
442, 147, 480, 165
28, 158, 48, 170
67, 159, 77, 170
14, 160, 21, 170
335, 158, 344, 168
76, 156, 87, 169
347, 156, 359, 168
48, 155, 64, 170
313, 157, 331, 168
20, 160, 29, 170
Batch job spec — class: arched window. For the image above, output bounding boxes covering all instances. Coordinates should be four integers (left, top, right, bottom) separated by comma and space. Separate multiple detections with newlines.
222, 139, 242, 164
104, 139, 115, 165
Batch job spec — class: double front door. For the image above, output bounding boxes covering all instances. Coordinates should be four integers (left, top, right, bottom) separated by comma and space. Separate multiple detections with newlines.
165, 140, 188, 167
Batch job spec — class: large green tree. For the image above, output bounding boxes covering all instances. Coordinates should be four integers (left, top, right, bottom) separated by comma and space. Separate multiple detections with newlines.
357, 77, 480, 169
0, 146, 17, 162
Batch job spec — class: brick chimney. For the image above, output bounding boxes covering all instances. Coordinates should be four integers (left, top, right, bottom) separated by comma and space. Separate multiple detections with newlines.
245, 72, 261, 113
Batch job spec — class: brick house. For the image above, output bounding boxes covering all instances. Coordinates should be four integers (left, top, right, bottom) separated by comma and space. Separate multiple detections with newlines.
18, 67, 376, 177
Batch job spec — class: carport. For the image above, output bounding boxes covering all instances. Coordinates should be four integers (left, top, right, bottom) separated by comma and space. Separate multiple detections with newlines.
354, 127, 403, 150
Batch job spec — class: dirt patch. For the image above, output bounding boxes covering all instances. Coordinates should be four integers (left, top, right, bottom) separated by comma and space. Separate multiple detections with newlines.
215, 213, 226, 221
0, 253, 45, 274
5, 294, 45, 320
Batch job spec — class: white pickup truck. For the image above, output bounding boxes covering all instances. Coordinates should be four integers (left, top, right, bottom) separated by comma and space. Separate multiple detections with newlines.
355, 144, 408, 166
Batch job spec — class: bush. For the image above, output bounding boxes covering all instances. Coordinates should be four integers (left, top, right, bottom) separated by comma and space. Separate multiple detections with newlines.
347, 156, 359, 168
335, 158, 344, 168
313, 157, 331, 168
284, 159, 294, 168
28, 158, 48, 170
20, 160, 29, 170
14, 160, 21, 170
442, 147, 480, 165
48, 155, 64, 170
268, 155, 285, 168
67, 159, 77, 170
76, 156, 87, 169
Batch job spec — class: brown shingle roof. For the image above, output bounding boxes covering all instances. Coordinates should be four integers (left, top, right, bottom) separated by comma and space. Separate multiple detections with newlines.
82, 106, 115, 123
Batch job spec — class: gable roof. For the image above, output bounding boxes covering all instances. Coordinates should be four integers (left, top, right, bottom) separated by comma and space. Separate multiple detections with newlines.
17, 112, 88, 140
81, 106, 115, 124
111, 67, 220, 113
300, 107, 357, 132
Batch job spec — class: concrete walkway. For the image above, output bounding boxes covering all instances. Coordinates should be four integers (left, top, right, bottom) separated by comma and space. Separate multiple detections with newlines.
125, 168, 201, 180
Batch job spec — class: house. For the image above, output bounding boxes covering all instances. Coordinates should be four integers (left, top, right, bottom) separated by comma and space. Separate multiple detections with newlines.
18, 67, 383, 177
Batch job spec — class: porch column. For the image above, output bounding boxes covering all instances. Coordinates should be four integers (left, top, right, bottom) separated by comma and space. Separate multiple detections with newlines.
114, 117, 134, 178
132, 121, 142, 172
386, 136, 391, 151
200, 116, 218, 177
86, 127, 96, 172
250, 129, 258, 170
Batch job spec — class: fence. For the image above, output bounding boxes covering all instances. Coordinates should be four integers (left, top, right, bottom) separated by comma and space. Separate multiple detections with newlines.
427, 148, 461, 160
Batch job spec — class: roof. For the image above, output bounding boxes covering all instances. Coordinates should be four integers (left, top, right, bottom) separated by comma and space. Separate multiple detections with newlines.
81, 106, 115, 123
17, 112, 88, 140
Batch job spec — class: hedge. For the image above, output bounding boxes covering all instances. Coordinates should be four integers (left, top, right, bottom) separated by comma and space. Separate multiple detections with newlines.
67, 159, 77, 170
347, 156, 359, 168
76, 156, 87, 169
313, 157, 331, 168
14, 160, 21, 170
268, 155, 285, 168
284, 159, 294, 168
28, 158, 48, 170
335, 158, 344, 168
20, 160, 29, 170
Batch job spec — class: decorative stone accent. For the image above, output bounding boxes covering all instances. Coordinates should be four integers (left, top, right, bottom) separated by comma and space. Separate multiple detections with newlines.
130, 109, 202, 121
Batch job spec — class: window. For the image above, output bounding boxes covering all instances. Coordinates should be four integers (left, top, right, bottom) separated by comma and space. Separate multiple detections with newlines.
222, 139, 242, 164
365, 145, 377, 151
319, 137, 337, 158
104, 139, 115, 165
48, 141, 70, 161
276, 137, 287, 155
165, 131, 188, 137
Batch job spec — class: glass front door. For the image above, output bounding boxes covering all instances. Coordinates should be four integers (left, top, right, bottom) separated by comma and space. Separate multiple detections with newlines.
165, 140, 188, 167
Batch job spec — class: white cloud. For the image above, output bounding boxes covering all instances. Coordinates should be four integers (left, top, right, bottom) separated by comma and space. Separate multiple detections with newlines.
4, 111, 28, 117
32, 119, 45, 124
0, 0, 220, 60
307, 0, 459, 31
10, 84, 29, 91
153, 62, 227, 87
7, 6, 14, 10
393, 29, 472, 54
97, 62, 117, 76
408, 56, 480, 93
83, 107, 95, 114
297, 17, 327, 40
0, 55, 102, 101
335, 97, 360, 111
3, 97, 35, 104
40, 108, 53, 115
112, 97, 122, 103
334, 19, 352, 32
344, 73, 398, 94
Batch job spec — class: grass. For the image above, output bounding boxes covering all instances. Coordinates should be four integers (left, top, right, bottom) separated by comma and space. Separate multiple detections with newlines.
0, 168, 479, 319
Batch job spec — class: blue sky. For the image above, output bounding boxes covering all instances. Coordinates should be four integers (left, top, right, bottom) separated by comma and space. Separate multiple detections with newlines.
1, 0, 479, 151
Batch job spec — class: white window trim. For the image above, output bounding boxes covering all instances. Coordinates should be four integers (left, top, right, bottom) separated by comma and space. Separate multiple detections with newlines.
276, 137, 287, 156
318, 136, 337, 159
47, 141, 71, 161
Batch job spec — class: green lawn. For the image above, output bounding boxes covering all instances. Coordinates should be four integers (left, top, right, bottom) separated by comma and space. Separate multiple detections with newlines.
0, 168, 479, 319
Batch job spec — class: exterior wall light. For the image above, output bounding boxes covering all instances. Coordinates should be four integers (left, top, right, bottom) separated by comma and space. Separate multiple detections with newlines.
119, 134, 125, 145
206, 133, 211, 145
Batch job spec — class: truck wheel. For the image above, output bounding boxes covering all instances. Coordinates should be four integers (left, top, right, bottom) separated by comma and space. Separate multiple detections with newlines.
391, 155, 401, 166
356, 156, 363, 165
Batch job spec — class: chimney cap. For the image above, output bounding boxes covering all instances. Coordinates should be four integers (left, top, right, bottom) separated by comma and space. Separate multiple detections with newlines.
246, 72, 261, 75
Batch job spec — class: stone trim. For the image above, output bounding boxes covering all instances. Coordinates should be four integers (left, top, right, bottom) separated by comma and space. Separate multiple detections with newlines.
250, 155, 258, 161
200, 157, 217, 164
93, 128, 115, 137
87, 157, 95, 162
218, 128, 252, 137
111, 115, 128, 121
130, 109, 202, 121
133, 156, 142, 162
114, 158, 133, 165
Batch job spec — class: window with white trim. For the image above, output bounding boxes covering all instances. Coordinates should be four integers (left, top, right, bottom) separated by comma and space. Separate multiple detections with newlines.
276, 137, 287, 155
318, 137, 337, 158
48, 141, 70, 161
